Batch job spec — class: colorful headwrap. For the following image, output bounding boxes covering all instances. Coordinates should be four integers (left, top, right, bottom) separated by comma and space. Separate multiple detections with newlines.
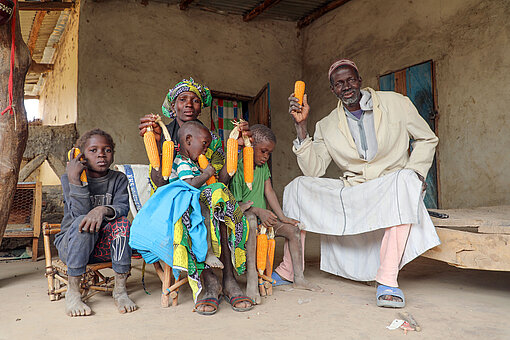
161, 77, 213, 118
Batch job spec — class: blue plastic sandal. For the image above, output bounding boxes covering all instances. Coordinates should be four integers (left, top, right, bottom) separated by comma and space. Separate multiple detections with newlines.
271, 272, 292, 286
376, 284, 405, 308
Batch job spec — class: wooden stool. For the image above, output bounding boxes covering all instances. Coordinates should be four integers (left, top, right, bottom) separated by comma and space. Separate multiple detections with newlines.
43, 223, 115, 301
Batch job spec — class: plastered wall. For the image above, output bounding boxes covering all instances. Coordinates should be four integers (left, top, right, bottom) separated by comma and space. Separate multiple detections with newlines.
37, 2, 80, 185
39, 3, 79, 125
77, 0, 302, 196
301, 0, 510, 208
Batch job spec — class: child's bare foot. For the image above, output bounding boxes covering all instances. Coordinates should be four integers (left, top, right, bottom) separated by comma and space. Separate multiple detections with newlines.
113, 273, 137, 314
205, 251, 224, 269
293, 277, 324, 292
65, 276, 92, 317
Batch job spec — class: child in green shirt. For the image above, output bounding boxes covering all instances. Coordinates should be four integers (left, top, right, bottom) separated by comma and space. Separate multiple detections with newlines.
230, 124, 322, 304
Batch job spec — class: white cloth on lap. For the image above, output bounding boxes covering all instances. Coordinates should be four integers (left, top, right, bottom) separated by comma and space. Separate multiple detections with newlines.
114, 164, 151, 217
283, 169, 440, 282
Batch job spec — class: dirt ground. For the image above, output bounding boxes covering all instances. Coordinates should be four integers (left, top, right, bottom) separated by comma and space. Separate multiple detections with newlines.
1, 234, 509, 339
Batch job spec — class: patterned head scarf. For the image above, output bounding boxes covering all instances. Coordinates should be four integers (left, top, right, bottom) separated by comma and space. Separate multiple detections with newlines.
161, 78, 213, 118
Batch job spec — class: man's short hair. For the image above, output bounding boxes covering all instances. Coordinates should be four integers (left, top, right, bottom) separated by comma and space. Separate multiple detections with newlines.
251, 124, 276, 146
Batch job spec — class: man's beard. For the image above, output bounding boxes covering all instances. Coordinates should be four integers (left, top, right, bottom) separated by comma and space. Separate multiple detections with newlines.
339, 89, 361, 106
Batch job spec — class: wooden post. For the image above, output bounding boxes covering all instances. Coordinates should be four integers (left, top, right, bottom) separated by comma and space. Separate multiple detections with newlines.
0, 2, 32, 244
161, 262, 172, 307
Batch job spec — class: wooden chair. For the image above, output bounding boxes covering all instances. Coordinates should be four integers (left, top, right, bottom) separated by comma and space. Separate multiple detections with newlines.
42, 222, 115, 301
4, 182, 42, 261
114, 164, 188, 308
151, 262, 188, 307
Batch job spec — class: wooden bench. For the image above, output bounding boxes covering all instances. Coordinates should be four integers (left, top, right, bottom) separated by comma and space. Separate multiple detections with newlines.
4, 182, 42, 261
423, 205, 510, 271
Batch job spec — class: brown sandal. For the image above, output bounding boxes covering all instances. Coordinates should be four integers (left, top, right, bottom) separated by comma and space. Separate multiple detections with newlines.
193, 297, 219, 315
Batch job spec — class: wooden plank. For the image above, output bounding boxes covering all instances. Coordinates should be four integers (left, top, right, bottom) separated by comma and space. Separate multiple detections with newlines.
243, 0, 282, 22
33, 182, 42, 238
211, 90, 253, 102
430, 206, 510, 233
394, 69, 407, 96
179, 0, 194, 10
27, 11, 46, 55
422, 227, 510, 271
297, 0, 352, 29
19, 1, 74, 11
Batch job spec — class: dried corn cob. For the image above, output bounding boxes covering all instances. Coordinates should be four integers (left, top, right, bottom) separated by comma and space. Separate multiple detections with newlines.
226, 124, 240, 176
257, 226, 268, 296
242, 126, 254, 190
294, 80, 305, 105
266, 234, 275, 277
67, 148, 87, 183
154, 116, 175, 180
198, 154, 216, 185
144, 126, 160, 171
161, 140, 174, 180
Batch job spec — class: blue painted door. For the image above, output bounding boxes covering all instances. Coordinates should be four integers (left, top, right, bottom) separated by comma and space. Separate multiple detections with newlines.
379, 61, 438, 208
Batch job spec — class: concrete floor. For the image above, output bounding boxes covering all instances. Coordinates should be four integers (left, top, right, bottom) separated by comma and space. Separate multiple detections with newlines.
1, 233, 509, 339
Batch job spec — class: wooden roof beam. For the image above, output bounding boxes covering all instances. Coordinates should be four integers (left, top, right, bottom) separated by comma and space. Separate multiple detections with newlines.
243, 0, 282, 22
179, 0, 194, 10
297, 0, 352, 29
27, 11, 46, 56
19, 1, 75, 11
29, 61, 54, 74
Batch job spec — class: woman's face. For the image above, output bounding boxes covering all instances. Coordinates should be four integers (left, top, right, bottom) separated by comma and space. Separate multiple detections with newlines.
172, 92, 202, 124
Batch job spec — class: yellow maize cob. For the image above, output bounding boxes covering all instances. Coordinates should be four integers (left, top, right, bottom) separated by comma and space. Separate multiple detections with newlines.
161, 140, 174, 180
243, 146, 254, 190
294, 80, 305, 105
198, 154, 216, 185
144, 126, 160, 171
67, 148, 87, 183
266, 237, 275, 277
226, 138, 238, 177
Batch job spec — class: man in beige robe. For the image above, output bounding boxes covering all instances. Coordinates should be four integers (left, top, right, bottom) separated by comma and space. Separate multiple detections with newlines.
283, 59, 439, 308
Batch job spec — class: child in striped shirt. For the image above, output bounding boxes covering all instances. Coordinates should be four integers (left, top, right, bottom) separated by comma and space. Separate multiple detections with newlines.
169, 121, 222, 268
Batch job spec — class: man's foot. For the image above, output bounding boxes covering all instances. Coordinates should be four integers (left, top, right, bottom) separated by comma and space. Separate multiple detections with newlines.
194, 269, 222, 315
65, 276, 92, 317
293, 277, 324, 292
223, 273, 253, 311
113, 273, 137, 313
246, 273, 261, 305
205, 250, 224, 269
376, 284, 405, 308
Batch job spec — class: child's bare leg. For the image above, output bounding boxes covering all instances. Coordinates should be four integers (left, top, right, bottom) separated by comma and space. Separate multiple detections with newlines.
274, 222, 322, 292
245, 211, 261, 304
200, 201, 223, 269
113, 272, 137, 313
66, 275, 92, 317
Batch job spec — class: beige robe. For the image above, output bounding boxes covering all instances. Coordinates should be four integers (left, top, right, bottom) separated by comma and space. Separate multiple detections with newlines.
293, 87, 438, 186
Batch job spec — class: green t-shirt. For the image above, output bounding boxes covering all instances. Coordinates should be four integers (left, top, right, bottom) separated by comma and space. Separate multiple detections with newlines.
230, 155, 271, 209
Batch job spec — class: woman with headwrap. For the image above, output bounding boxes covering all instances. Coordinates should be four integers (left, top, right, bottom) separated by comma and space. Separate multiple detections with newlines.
137, 78, 254, 315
